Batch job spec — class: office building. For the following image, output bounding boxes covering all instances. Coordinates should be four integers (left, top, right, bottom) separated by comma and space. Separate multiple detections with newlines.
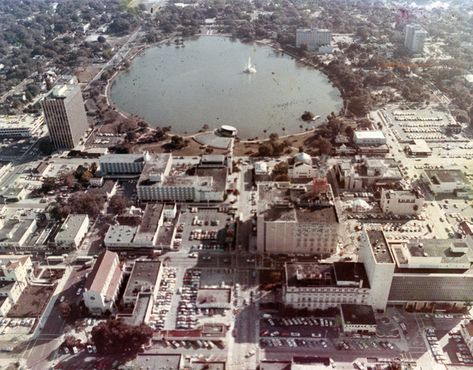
332, 158, 402, 191
421, 169, 472, 197
380, 189, 424, 215
296, 28, 332, 52
404, 24, 427, 53
99, 152, 156, 177
360, 229, 473, 312
54, 214, 89, 249
41, 82, 88, 149
0, 115, 43, 138
353, 131, 387, 146
340, 304, 377, 334
283, 262, 370, 310
122, 260, 162, 307
256, 182, 342, 256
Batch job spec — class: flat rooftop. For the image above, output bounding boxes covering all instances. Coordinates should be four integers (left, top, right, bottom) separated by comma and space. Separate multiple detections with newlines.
138, 203, 164, 233
367, 230, 393, 264
340, 304, 376, 326
332, 262, 370, 288
424, 169, 469, 185
286, 263, 334, 288
354, 130, 386, 140
104, 225, 137, 245
100, 153, 144, 163
196, 288, 231, 306
124, 260, 161, 299
55, 214, 88, 242
263, 205, 338, 224
128, 353, 181, 370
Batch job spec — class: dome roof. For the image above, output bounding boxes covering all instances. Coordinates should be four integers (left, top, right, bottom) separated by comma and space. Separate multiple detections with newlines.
293, 152, 312, 165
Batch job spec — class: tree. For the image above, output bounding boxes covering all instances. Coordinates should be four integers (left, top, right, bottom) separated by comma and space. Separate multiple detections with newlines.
91, 319, 153, 355
108, 195, 130, 215
38, 137, 54, 155
317, 138, 332, 155
257, 142, 273, 157
97, 35, 106, 43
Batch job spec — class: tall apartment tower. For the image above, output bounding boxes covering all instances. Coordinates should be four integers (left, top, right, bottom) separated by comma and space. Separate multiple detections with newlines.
404, 24, 427, 53
41, 82, 88, 149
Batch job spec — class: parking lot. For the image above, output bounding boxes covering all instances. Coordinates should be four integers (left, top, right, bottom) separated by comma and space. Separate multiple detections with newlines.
176, 208, 234, 254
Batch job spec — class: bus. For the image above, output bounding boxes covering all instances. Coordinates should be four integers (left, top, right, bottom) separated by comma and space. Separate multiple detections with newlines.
46, 256, 65, 264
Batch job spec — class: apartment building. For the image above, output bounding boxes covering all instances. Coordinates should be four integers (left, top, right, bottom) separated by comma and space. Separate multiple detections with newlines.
296, 28, 332, 51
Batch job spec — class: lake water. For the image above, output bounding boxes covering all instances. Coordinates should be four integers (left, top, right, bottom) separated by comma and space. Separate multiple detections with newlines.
110, 36, 342, 138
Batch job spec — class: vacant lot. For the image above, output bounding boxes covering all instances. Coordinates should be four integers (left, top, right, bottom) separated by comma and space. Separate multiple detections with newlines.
8, 285, 56, 318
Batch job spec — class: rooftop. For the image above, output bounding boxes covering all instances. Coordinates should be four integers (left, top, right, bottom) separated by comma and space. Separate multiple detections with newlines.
47, 83, 77, 99
340, 304, 376, 326
126, 353, 181, 370
84, 251, 121, 298
367, 230, 393, 264
424, 169, 469, 185
55, 214, 88, 242
137, 154, 173, 186
138, 203, 164, 234
105, 225, 137, 245
100, 153, 144, 164
124, 260, 161, 299
332, 262, 370, 288
196, 288, 232, 306
0, 114, 42, 129
354, 130, 386, 140
0, 218, 36, 244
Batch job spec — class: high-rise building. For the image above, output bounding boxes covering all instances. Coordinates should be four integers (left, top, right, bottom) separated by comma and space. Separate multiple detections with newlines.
404, 24, 427, 53
41, 81, 88, 149
296, 28, 332, 52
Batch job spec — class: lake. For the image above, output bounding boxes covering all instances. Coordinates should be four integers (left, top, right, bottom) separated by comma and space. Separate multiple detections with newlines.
109, 36, 343, 138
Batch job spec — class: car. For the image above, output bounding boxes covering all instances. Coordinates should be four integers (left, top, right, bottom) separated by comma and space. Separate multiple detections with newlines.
59, 296, 65, 303
290, 332, 300, 337
76, 288, 82, 296
87, 344, 93, 353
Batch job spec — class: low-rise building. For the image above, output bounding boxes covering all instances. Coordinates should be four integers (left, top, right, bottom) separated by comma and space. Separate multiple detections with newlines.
333, 158, 402, 191
407, 139, 432, 156
0, 255, 33, 317
99, 152, 159, 177
0, 114, 43, 137
340, 304, 377, 334
283, 262, 370, 310
287, 152, 318, 181
83, 251, 123, 314
104, 225, 137, 248
133, 204, 164, 247
353, 131, 386, 146
421, 169, 472, 198
460, 320, 473, 355
0, 218, 37, 250
380, 189, 424, 215
54, 214, 89, 249
122, 260, 162, 307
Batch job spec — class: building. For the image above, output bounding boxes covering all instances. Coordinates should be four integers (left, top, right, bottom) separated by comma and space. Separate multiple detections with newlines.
360, 229, 473, 312
421, 169, 472, 198
137, 155, 225, 202
104, 225, 138, 248
460, 320, 473, 356
287, 152, 318, 181
380, 189, 424, 215
41, 81, 88, 149
283, 262, 370, 310
99, 152, 154, 177
0, 218, 37, 250
407, 139, 432, 157
54, 214, 89, 249
333, 158, 402, 191
83, 251, 123, 314
353, 131, 386, 146
196, 288, 232, 310
133, 203, 164, 247
254, 161, 271, 182
122, 260, 162, 307
340, 304, 377, 334
256, 182, 342, 256
404, 24, 427, 53
296, 28, 332, 52
0, 114, 43, 138
0, 255, 32, 317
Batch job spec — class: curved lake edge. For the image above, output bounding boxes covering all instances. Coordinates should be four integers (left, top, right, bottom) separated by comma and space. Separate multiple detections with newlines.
105, 35, 345, 142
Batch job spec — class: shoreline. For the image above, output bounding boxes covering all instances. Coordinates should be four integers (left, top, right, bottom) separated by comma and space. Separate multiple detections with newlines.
103, 33, 344, 143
